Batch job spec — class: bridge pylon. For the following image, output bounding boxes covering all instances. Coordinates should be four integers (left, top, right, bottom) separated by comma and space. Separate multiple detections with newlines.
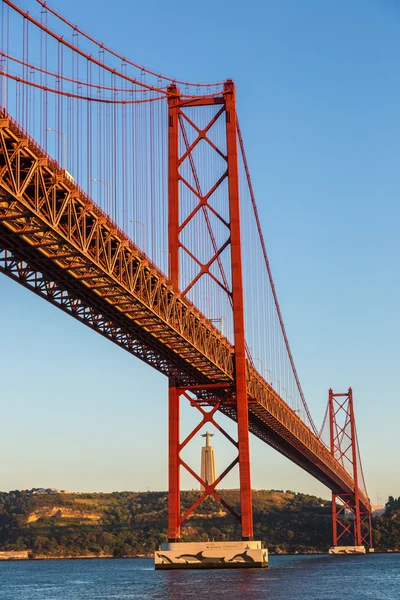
155, 81, 267, 568
328, 388, 373, 555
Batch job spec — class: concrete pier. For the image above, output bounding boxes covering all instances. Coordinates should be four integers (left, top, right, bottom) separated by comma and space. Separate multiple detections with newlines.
329, 546, 366, 555
0, 551, 29, 560
155, 540, 268, 569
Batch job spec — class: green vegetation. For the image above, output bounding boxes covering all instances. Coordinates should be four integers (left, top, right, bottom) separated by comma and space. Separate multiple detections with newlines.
0, 489, 398, 557
371, 496, 400, 551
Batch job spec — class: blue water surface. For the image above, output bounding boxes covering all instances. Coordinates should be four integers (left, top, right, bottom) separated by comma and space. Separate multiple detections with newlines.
0, 554, 398, 600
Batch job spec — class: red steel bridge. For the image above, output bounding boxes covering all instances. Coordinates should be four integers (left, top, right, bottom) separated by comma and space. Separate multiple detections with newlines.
0, 0, 372, 548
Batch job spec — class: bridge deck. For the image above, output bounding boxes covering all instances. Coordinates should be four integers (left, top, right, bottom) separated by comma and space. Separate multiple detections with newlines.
0, 108, 370, 513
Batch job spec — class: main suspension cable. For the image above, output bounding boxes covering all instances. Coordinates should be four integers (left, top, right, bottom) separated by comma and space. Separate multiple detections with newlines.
36, 0, 224, 90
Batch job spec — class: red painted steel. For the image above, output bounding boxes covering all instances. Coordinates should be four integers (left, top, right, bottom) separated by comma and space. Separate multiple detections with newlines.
164, 80, 254, 540
329, 389, 372, 548
167, 86, 180, 289
35, 0, 224, 89
168, 381, 180, 542
167, 85, 181, 542
175, 388, 241, 526
225, 81, 253, 540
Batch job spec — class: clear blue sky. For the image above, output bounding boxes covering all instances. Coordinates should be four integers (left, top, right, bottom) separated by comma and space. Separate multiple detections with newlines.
1, 0, 399, 505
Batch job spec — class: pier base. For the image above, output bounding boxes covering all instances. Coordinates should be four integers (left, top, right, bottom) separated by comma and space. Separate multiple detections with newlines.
329, 546, 366, 555
155, 540, 268, 569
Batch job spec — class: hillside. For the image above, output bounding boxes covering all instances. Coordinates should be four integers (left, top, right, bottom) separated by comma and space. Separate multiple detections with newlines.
372, 496, 400, 550
0, 489, 397, 557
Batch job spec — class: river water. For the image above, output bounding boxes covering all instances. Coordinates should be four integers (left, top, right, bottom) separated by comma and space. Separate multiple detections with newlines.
0, 554, 398, 600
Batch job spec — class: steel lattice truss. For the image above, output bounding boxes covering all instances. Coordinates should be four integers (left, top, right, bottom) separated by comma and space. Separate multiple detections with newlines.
0, 107, 370, 514
329, 389, 373, 547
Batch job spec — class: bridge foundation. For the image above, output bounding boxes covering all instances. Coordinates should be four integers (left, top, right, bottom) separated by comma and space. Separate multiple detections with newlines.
155, 540, 268, 569
328, 546, 366, 555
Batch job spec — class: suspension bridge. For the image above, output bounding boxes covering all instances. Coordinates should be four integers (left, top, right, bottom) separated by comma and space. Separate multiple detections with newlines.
0, 0, 372, 568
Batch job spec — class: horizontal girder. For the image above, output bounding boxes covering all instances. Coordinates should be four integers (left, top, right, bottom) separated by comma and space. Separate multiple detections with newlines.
0, 107, 370, 512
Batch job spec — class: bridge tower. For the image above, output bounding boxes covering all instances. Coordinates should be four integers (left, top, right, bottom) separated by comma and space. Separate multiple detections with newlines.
155, 80, 268, 568
328, 388, 373, 554
166, 80, 252, 543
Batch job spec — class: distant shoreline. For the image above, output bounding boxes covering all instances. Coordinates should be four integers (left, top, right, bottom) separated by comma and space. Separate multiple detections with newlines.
0, 552, 151, 561
1, 491, 397, 556
1, 550, 399, 562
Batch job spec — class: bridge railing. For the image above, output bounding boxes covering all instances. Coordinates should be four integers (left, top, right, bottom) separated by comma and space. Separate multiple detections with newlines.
246, 366, 370, 511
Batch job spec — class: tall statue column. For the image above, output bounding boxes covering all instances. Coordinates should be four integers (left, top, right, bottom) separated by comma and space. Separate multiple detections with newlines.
200, 432, 216, 491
